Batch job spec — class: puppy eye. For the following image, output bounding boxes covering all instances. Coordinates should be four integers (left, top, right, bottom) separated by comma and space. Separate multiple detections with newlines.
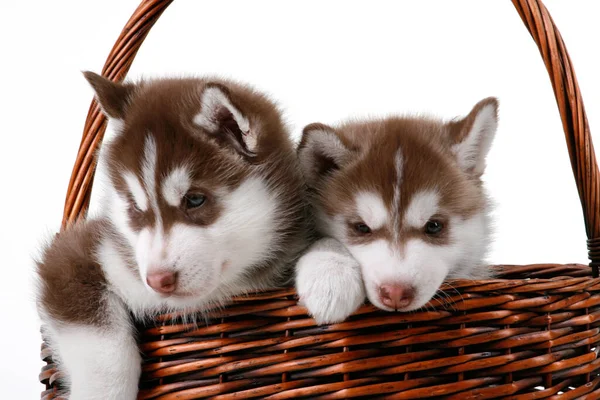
425, 220, 444, 235
184, 194, 206, 209
354, 222, 372, 234
128, 200, 142, 214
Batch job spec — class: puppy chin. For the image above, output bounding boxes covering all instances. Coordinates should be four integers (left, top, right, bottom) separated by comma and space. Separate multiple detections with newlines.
367, 297, 396, 312
366, 293, 428, 312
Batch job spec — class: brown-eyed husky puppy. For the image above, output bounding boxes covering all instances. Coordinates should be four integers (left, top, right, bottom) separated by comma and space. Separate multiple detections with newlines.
296, 98, 498, 324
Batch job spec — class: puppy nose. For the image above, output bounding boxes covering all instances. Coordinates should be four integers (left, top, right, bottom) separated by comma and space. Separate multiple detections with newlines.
147, 271, 177, 294
379, 283, 415, 310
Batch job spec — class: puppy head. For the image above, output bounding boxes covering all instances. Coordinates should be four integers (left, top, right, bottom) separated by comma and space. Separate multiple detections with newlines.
298, 98, 498, 311
85, 72, 293, 302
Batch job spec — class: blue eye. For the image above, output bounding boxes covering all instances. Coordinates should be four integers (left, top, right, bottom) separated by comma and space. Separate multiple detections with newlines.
184, 194, 206, 209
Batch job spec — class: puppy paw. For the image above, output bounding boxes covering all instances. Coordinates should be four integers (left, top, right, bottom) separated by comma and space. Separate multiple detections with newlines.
295, 238, 365, 324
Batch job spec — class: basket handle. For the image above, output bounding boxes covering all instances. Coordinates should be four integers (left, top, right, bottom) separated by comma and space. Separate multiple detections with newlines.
511, 0, 599, 276
62, 0, 600, 275
61, 0, 173, 229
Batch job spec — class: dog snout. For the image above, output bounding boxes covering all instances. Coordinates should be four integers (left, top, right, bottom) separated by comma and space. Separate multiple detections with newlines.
378, 282, 415, 310
147, 270, 178, 294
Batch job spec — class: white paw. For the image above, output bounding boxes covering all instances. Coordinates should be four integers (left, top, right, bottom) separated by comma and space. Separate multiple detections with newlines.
295, 238, 365, 325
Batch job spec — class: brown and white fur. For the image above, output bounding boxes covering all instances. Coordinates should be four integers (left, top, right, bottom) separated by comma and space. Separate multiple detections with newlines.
295, 98, 498, 324
36, 73, 310, 399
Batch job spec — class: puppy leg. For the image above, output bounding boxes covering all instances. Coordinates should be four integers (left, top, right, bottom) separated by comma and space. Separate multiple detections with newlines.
295, 238, 365, 324
50, 299, 141, 400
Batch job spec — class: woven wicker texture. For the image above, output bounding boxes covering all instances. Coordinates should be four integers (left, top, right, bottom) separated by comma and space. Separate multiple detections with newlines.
41, 0, 600, 399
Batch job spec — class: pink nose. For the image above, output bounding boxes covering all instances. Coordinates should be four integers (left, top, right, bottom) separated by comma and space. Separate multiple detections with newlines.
146, 271, 177, 294
379, 283, 415, 310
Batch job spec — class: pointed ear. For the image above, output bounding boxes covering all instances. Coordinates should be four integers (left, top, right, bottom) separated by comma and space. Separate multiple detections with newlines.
193, 84, 256, 158
448, 97, 499, 176
83, 71, 135, 120
298, 123, 353, 188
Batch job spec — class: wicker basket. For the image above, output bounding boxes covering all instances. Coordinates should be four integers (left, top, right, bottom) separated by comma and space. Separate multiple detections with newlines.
39, 0, 600, 399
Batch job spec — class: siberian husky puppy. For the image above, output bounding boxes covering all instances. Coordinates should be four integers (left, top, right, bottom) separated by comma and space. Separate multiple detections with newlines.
295, 98, 498, 324
36, 73, 310, 399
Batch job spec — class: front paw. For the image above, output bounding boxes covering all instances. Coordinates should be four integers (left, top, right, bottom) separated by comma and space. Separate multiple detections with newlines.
295, 239, 365, 325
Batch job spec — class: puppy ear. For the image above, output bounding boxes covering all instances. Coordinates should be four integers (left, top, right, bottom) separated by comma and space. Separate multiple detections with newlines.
298, 123, 353, 188
447, 97, 499, 176
193, 84, 256, 158
83, 71, 135, 120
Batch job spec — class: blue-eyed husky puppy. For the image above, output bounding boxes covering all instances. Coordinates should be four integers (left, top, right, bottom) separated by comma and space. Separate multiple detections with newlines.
36, 73, 310, 399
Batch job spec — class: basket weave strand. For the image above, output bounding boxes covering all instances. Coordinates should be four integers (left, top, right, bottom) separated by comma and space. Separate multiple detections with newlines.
40, 0, 600, 399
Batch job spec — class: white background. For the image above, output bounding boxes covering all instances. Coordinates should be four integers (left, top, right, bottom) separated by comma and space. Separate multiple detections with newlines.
1, 0, 598, 397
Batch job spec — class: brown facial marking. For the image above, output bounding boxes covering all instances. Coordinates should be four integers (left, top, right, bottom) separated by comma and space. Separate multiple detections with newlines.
403, 214, 451, 246
345, 218, 389, 246
306, 116, 486, 248
104, 80, 252, 234
158, 188, 223, 231
92, 75, 311, 282
181, 193, 222, 227
126, 197, 155, 231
